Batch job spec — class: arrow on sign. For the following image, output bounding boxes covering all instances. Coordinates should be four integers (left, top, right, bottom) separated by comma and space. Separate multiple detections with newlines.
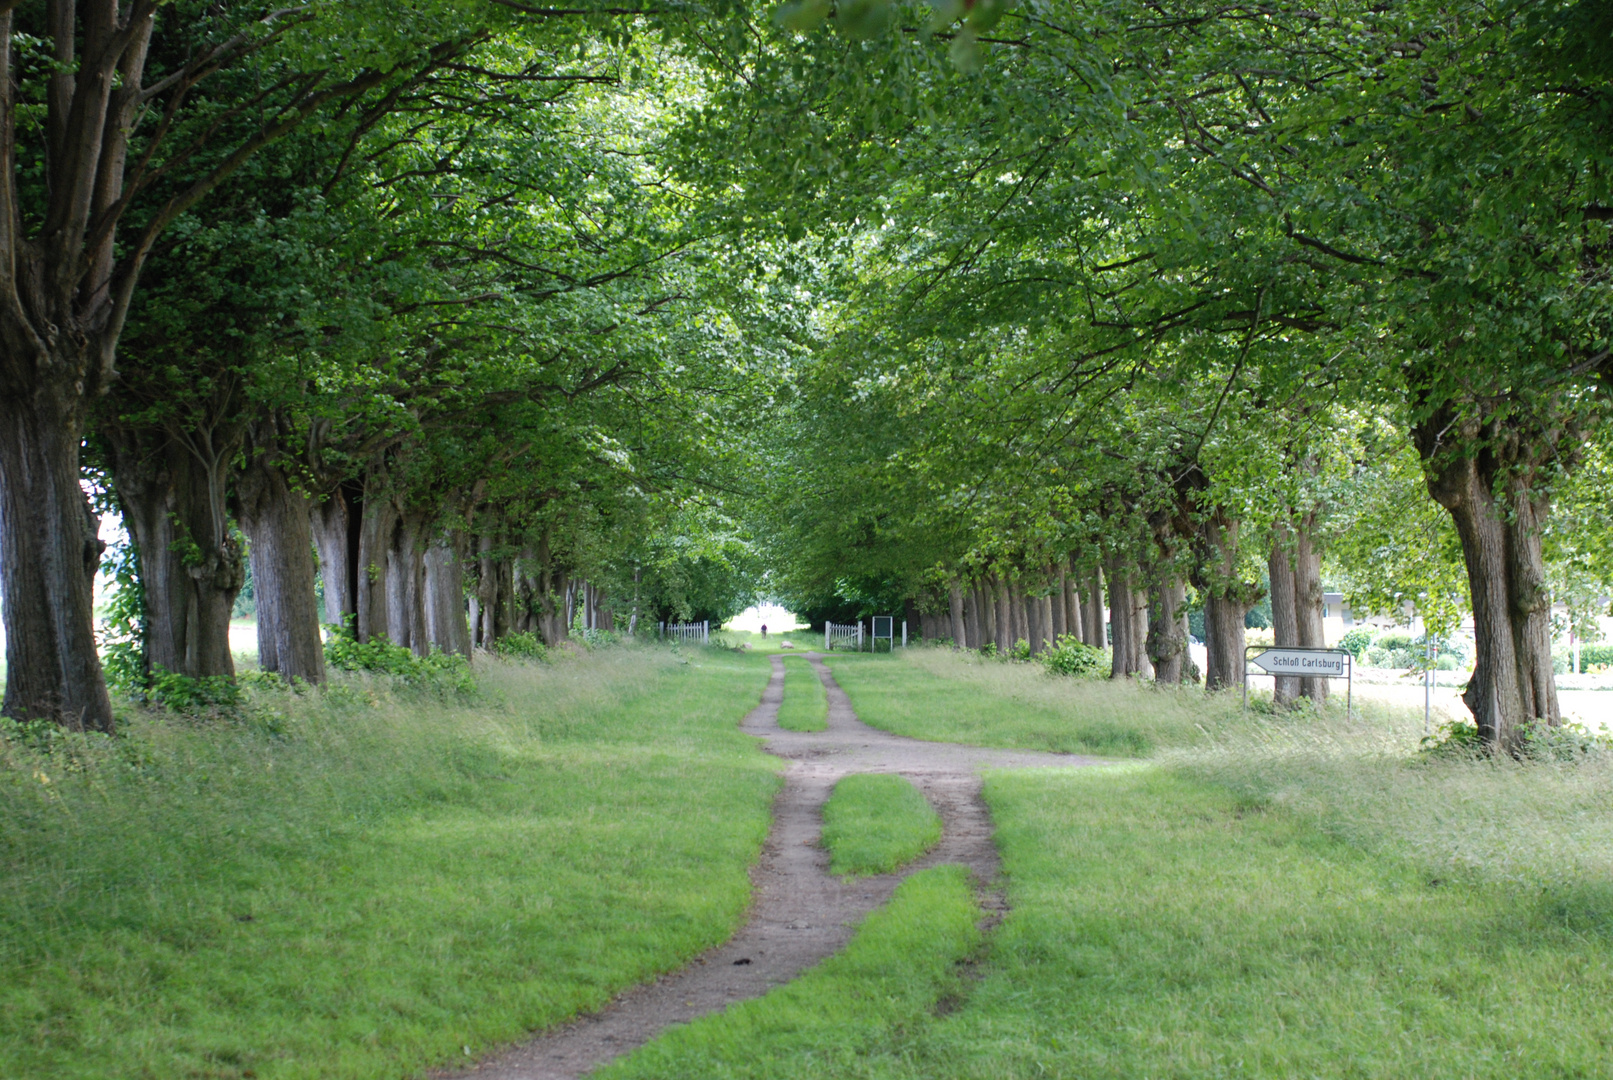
1247, 648, 1348, 677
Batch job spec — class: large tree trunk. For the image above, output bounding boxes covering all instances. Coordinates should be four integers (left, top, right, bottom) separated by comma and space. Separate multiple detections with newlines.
1083, 568, 1106, 650
312, 481, 362, 630
1293, 512, 1329, 703
1064, 567, 1077, 644
963, 583, 982, 650
1416, 417, 1558, 750
1147, 576, 1187, 684
987, 580, 1012, 654
1267, 522, 1301, 707
355, 474, 396, 644
981, 580, 998, 650
236, 451, 325, 685
107, 425, 241, 683
948, 579, 966, 649
1194, 513, 1259, 692
423, 531, 471, 657
386, 511, 428, 655
1106, 557, 1137, 678
0, 391, 114, 729
1130, 578, 1153, 678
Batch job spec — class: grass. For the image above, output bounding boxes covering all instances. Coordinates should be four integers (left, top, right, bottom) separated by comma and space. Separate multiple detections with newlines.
827, 648, 1242, 756
0, 644, 778, 1080
723, 629, 814, 655
601, 647, 1613, 1077
776, 655, 828, 732
594, 865, 983, 1080
820, 774, 942, 877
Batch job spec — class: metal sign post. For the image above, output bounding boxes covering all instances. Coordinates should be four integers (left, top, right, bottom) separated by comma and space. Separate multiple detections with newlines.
1243, 646, 1353, 716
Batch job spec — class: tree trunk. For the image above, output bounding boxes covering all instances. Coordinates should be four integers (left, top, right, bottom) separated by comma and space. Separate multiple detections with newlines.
1293, 512, 1329, 703
1203, 593, 1248, 691
0, 392, 114, 729
948, 580, 966, 648
236, 451, 325, 685
981, 581, 998, 650
1084, 568, 1106, 650
312, 481, 362, 630
386, 511, 427, 655
1036, 589, 1055, 654
1194, 513, 1258, 692
423, 531, 471, 657
1106, 557, 1135, 678
1416, 420, 1558, 750
1267, 522, 1300, 707
355, 475, 396, 644
994, 575, 1013, 654
1131, 579, 1153, 678
106, 424, 241, 683
1147, 576, 1187, 684
963, 583, 981, 649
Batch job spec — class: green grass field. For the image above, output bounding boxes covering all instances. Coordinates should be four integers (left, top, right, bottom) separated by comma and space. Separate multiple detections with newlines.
827, 648, 1236, 756
776, 654, 828, 731
603, 647, 1613, 1078
0, 646, 777, 1080
820, 773, 941, 877
12, 643, 1613, 1078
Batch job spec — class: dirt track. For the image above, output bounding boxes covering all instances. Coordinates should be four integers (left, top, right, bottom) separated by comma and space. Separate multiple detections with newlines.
450, 652, 1097, 1080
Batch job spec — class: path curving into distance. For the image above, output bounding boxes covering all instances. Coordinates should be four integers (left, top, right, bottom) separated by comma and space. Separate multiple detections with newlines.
451, 652, 1098, 1080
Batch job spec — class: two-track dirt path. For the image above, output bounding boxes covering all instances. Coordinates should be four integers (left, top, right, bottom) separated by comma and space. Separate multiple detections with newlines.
451, 652, 1097, 1080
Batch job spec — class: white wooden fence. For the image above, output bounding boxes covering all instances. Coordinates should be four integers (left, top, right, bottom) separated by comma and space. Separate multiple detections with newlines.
660, 620, 709, 644
825, 621, 862, 651
826, 619, 909, 651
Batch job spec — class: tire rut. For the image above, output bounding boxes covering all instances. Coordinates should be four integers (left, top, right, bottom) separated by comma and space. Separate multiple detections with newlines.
449, 652, 1098, 1080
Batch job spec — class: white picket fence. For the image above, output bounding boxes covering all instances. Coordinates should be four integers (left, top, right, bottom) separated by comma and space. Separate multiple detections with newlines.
661, 620, 709, 644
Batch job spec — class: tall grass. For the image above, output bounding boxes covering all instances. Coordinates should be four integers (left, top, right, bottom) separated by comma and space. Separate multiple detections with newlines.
0, 644, 778, 1080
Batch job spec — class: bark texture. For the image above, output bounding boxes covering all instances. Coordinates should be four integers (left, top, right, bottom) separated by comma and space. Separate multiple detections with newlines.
1415, 409, 1559, 749
108, 426, 243, 683
0, 391, 114, 728
948, 580, 966, 649
236, 448, 325, 685
1267, 523, 1301, 707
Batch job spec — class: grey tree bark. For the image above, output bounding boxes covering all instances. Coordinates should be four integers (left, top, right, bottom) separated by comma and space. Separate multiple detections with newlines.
1267, 522, 1301, 707
423, 531, 471, 657
948, 579, 967, 649
1084, 568, 1107, 650
236, 445, 325, 685
1294, 514, 1329, 703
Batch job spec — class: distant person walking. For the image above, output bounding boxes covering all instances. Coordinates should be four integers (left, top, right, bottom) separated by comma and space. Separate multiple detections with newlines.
760, 624, 768, 637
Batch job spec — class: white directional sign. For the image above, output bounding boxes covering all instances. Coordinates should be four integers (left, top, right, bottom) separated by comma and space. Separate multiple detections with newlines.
1247, 648, 1349, 677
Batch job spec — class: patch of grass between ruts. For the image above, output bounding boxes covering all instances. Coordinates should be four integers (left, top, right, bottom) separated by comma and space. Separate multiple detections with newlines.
594, 865, 983, 1080
775, 655, 828, 732
821, 773, 941, 877
0, 646, 778, 1080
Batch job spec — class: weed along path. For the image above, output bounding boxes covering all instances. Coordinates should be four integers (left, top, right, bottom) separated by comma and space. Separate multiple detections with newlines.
453, 654, 1097, 1080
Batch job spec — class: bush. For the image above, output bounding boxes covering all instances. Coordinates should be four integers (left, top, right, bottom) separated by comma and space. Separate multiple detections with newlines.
1420, 718, 1485, 758
1339, 627, 1374, 660
1579, 644, 1613, 669
1041, 634, 1106, 678
494, 631, 549, 661
323, 624, 477, 697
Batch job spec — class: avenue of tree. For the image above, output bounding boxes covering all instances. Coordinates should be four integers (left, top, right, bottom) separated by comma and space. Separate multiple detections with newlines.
0, 0, 1608, 753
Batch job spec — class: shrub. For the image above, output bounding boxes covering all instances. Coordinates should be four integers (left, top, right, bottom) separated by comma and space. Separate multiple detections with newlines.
1041, 634, 1106, 678
148, 668, 243, 715
1420, 718, 1485, 758
1521, 720, 1613, 762
495, 631, 549, 661
1008, 639, 1032, 662
323, 624, 477, 697
1339, 627, 1374, 660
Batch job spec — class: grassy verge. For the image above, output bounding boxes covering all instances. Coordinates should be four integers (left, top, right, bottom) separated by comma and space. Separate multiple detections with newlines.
776, 655, 828, 732
594, 865, 982, 1080
0, 645, 777, 1080
912, 764, 1613, 1078
821, 774, 941, 877
828, 649, 1239, 756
